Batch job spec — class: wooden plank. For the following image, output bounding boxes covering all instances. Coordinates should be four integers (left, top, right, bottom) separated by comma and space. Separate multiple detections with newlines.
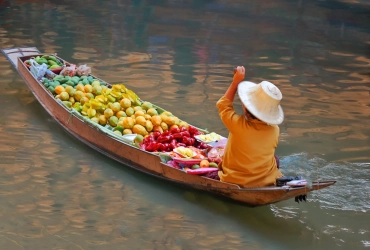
1, 47, 40, 69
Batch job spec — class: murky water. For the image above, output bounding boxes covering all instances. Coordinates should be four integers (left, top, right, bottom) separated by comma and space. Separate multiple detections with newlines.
0, 0, 369, 249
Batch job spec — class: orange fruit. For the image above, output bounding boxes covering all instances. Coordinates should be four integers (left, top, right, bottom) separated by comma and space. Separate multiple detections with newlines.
73, 90, 84, 102
116, 111, 127, 119
55, 85, 65, 95
133, 106, 143, 112
135, 116, 147, 126
132, 124, 148, 136
145, 120, 153, 132
98, 115, 107, 125
178, 121, 189, 129
65, 85, 74, 95
80, 96, 89, 105
170, 124, 179, 131
125, 107, 134, 116
84, 84, 93, 93
92, 85, 102, 95
151, 115, 162, 126
152, 125, 163, 133
59, 91, 70, 101
122, 117, 135, 129
120, 98, 131, 109
147, 108, 158, 116
123, 129, 132, 135
69, 97, 75, 104
160, 121, 168, 131
200, 160, 210, 168
111, 102, 121, 113
85, 93, 94, 100
135, 110, 145, 117
104, 108, 114, 118
76, 83, 85, 92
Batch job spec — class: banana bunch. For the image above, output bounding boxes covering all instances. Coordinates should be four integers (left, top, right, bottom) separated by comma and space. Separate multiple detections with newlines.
175, 146, 194, 158
198, 132, 221, 142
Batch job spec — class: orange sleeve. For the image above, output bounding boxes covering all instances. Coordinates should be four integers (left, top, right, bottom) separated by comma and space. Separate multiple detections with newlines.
216, 96, 241, 133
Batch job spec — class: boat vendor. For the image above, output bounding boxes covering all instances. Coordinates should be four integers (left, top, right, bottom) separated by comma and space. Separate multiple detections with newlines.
208, 66, 284, 188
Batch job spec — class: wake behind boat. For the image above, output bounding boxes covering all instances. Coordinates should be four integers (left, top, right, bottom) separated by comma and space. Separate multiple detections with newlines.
1, 47, 336, 207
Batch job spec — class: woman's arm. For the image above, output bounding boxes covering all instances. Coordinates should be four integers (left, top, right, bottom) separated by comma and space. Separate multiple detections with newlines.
224, 66, 245, 102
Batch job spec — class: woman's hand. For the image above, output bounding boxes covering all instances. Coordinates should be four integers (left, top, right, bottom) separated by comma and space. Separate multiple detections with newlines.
233, 66, 245, 84
223, 66, 246, 102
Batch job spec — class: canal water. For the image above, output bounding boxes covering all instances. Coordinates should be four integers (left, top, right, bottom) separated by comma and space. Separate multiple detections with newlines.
0, 0, 369, 249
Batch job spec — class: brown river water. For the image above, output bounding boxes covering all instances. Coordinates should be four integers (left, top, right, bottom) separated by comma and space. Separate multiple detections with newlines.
0, 0, 369, 249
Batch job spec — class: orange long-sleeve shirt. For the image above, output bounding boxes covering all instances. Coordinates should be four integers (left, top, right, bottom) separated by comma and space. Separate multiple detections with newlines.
216, 96, 283, 188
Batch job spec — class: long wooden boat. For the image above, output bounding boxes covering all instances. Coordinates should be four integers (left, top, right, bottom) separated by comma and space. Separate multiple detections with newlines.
2, 47, 336, 207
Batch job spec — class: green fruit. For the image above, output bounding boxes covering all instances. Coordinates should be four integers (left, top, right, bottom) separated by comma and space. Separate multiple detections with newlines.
53, 75, 63, 81
109, 116, 119, 127
82, 78, 89, 85
65, 80, 74, 86
71, 76, 80, 84
114, 126, 124, 133
114, 130, 122, 136
47, 86, 55, 94
141, 101, 153, 111
191, 164, 200, 169
48, 55, 58, 62
73, 102, 82, 112
134, 134, 144, 144
91, 117, 99, 124
49, 64, 60, 69
62, 101, 72, 108
52, 81, 61, 88
209, 162, 218, 168
48, 60, 58, 66
59, 77, 68, 84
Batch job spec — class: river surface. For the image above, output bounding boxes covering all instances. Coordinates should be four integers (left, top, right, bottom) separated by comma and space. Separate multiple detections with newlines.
0, 0, 369, 249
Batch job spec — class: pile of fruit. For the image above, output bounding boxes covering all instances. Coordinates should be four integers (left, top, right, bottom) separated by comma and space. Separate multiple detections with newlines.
25, 55, 63, 70
139, 126, 210, 153
33, 55, 214, 152
29, 54, 228, 176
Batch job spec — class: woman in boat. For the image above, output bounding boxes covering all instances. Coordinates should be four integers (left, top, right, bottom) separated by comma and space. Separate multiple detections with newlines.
208, 66, 284, 188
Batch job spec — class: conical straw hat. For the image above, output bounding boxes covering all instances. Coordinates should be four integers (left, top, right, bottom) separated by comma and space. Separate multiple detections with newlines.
237, 80, 284, 125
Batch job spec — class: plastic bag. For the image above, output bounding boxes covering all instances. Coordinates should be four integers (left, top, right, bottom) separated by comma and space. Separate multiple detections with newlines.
207, 138, 227, 164
60, 64, 76, 77
76, 64, 91, 76
29, 59, 48, 80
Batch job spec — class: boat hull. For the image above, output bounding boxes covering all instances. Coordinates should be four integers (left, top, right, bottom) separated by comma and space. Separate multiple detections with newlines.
2, 47, 336, 207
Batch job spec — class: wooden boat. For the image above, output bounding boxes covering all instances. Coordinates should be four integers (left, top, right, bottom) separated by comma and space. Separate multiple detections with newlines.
1, 47, 336, 207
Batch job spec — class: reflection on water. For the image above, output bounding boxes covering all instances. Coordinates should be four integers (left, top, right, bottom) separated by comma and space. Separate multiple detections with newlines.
0, 0, 370, 249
